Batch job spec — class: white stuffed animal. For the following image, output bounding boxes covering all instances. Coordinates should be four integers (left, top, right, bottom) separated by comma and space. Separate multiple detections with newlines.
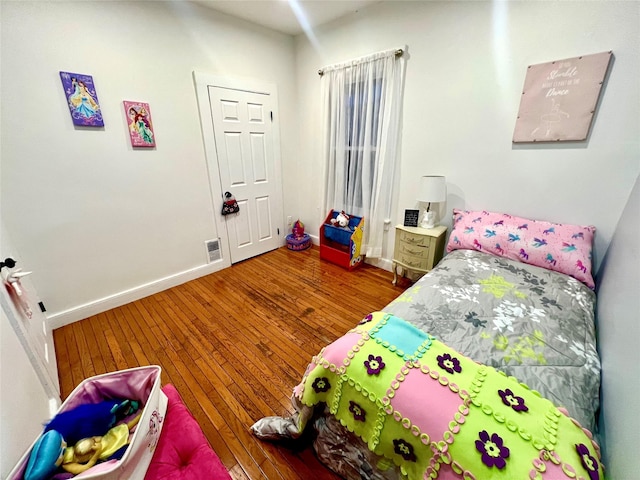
330, 211, 350, 228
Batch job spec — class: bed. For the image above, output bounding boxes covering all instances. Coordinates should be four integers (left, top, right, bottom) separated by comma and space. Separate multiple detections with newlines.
252, 209, 602, 479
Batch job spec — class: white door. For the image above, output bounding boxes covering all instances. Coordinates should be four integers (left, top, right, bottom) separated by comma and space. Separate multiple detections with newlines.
1, 308, 58, 476
206, 82, 283, 264
0, 223, 60, 402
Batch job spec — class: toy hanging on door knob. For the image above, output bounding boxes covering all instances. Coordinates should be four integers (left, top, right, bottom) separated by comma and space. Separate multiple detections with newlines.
221, 191, 240, 215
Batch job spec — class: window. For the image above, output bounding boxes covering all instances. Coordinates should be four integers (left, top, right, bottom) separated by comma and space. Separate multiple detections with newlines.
344, 78, 382, 209
321, 48, 406, 258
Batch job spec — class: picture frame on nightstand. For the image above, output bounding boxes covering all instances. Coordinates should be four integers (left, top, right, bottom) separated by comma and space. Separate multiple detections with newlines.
403, 209, 419, 227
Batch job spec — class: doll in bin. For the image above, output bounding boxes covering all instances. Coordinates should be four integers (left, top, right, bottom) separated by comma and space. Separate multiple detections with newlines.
23, 399, 141, 480
61, 413, 141, 475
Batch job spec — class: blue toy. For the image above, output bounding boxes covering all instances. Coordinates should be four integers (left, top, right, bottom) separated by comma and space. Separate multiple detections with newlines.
44, 399, 138, 445
23, 430, 66, 480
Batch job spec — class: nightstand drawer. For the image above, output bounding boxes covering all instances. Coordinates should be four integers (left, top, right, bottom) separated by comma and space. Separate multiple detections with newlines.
397, 252, 429, 270
397, 242, 429, 257
398, 229, 431, 247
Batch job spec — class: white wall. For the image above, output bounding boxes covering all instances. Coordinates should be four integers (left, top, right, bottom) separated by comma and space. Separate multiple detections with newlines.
595, 174, 640, 478
294, 1, 640, 271
0, 1, 297, 324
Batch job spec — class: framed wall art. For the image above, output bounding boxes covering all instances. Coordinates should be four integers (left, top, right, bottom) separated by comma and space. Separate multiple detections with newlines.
60, 71, 104, 127
123, 101, 156, 148
513, 51, 613, 143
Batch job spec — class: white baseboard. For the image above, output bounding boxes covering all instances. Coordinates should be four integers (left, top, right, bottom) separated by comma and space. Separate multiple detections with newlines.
365, 256, 393, 271
47, 262, 222, 329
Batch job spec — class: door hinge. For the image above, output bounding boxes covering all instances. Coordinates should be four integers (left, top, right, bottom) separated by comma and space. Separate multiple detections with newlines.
277, 227, 280, 235
270, 111, 273, 122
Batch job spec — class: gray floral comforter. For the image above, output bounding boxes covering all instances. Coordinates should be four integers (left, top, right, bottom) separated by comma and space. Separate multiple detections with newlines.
384, 249, 599, 433
252, 249, 600, 480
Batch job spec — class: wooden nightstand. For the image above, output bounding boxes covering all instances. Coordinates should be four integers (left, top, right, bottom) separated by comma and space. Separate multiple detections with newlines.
392, 225, 447, 285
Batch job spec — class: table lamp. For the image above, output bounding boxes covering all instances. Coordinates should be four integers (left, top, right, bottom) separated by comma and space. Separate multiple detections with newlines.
417, 175, 446, 229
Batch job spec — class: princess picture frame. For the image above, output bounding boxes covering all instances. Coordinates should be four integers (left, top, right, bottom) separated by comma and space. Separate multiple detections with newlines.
123, 101, 156, 148
60, 71, 104, 127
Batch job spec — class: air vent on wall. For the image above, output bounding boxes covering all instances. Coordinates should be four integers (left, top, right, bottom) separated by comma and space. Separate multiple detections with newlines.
205, 239, 221, 263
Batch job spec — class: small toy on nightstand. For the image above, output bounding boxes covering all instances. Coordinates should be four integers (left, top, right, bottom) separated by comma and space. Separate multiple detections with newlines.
286, 219, 311, 251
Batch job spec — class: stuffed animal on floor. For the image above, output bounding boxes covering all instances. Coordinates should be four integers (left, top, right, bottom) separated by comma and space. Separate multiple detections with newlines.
330, 211, 350, 228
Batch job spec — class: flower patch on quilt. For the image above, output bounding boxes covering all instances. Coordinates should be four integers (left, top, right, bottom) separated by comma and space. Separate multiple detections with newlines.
446, 209, 596, 289
298, 311, 602, 479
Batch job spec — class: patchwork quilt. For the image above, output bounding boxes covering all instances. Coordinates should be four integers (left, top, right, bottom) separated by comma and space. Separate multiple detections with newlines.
297, 311, 602, 479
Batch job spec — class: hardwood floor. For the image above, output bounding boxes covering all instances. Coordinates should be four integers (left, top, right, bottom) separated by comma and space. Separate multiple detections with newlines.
53, 246, 405, 479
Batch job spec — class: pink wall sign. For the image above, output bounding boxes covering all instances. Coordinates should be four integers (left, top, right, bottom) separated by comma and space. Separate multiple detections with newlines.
513, 51, 612, 143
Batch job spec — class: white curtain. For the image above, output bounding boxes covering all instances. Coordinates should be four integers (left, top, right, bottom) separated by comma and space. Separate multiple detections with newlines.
321, 48, 406, 258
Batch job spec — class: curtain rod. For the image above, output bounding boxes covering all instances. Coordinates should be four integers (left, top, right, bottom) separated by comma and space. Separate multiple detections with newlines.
318, 48, 404, 76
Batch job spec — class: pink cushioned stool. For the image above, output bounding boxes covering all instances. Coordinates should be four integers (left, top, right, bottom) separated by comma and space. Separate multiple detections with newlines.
145, 384, 231, 479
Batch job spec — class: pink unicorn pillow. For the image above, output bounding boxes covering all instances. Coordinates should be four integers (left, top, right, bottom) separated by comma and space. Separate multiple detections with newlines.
446, 209, 596, 288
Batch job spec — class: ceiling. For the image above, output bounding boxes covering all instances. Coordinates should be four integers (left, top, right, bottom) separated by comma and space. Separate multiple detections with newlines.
194, 0, 383, 36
